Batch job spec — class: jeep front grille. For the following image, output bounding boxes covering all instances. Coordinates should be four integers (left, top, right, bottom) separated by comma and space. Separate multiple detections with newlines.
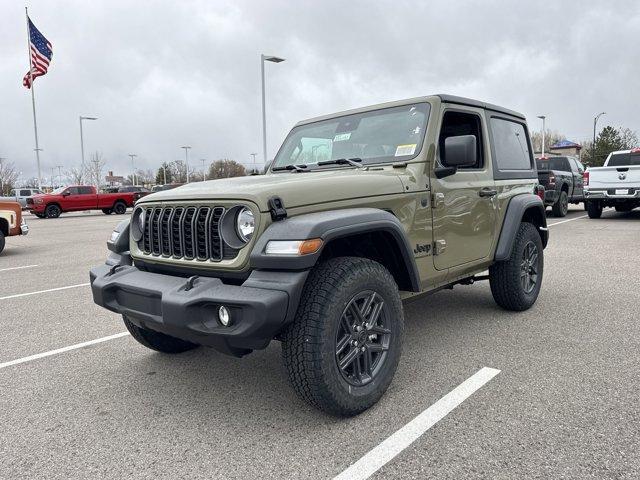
139, 205, 236, 261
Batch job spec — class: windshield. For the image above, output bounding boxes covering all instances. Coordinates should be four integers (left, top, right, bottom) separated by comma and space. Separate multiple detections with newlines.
272, 103, 430, 170
50, 187, 67, 195
607, 152, 640, 167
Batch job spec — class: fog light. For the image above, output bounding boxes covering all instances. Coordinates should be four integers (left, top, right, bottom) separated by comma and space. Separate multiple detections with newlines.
218, 305, 231, 326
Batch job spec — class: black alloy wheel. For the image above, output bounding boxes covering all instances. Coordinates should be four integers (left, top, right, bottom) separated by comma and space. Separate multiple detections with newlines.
335, 291, 392, 387
520, 241, 539, 294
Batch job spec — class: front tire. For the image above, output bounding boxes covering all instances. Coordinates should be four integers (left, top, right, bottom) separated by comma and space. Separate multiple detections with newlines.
113, 201, 127, 215
281, 257, 404, 416
123, 315, 199, 353
586, 200, 603, 219
45, 204, 61, 218
551, 191, 568, 217
0, 231, 5, 254
102, 208, 112, 215
490, 222, 543, 311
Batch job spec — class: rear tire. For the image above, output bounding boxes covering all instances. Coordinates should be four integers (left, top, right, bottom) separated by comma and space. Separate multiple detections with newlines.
586, 201, 603, 219
102, 208, 112, 215
123, 315, 199, 353
490, 222, 543, 311
0, 231, 5, 254
281, 257, 404, 416
551, 191, 568, 217
113, 201, 127, 215
34, 213, 45, 218
45, 204, 61, 218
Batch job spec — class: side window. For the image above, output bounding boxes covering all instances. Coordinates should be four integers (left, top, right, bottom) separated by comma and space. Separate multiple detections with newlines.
67, 187, 81, 195
575, 159, 585, 173
79, 187, 94, 194
490, 118, 532, 171
20, 189, 31, 196
438, 111, 484, 169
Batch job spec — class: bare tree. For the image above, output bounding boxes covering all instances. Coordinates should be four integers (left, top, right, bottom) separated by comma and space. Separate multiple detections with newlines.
87, 151, 107, 188
207, 159, 246, 180
24, 177, 40, 188
171, 160, 188, 183
67, 166, 85, 185
0, 158, 19, 195
530, 130, 566, 154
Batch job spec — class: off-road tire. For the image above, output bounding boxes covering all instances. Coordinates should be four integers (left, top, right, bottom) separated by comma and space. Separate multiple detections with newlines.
586, 201, 603, 219
552, 191, 568, 217
0, 231, 5, 254
123, 315, 199, 353
281, 257, 404, 416
102, 208, 112, 215
45, 204, 61, 218
113, 201, 127, 215
489, 222, 543, 311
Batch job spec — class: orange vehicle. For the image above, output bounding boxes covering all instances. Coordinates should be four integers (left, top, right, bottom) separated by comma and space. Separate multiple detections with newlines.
0, 201, 29, 254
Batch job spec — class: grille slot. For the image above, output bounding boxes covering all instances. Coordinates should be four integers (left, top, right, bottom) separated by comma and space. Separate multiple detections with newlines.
139, 205, 230, 262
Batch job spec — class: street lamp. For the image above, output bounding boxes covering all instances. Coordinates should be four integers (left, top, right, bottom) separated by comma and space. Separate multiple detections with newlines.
181, 146, 191, 182
79, 116, 98, 176
537, 116, 546, 157
261, 54, 285, 164
593, 112, 606, 162
128, 154, 137, 186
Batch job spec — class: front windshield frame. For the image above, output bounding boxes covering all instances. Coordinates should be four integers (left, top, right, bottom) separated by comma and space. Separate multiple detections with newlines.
271, 102, 431, 172
50, 186, 67, 195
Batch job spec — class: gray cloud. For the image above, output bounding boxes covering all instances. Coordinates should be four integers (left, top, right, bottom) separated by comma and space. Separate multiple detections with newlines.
2, 0, 639, 183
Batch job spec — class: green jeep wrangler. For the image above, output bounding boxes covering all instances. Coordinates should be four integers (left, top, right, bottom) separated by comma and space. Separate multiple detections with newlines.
90, 94, 548, 416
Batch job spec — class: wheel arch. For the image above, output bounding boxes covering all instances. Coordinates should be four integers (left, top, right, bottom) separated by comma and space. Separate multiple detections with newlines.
250, 208, 421, 292
494, 194, 548, 261
0, 217, 8, 236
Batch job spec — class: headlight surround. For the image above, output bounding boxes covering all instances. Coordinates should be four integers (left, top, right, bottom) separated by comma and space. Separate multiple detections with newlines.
131, 207, 145, 242
236, 207, 255, 242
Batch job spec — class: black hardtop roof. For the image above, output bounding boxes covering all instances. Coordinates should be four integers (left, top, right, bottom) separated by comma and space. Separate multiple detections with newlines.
436, 94, 526, 120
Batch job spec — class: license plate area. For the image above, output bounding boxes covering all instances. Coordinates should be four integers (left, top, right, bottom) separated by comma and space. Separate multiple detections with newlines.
615, 189, 629, 195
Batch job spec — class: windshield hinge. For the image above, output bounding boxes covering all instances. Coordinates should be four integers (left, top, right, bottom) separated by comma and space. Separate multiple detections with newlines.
268, 196, 287, 221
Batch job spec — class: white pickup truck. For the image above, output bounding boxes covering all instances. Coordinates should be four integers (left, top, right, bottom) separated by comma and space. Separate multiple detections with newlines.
584, 148, 640, 218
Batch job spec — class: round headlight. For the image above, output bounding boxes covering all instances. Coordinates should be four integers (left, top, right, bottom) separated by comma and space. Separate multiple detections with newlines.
236, 207, 255, 242
131, 208, 145, 242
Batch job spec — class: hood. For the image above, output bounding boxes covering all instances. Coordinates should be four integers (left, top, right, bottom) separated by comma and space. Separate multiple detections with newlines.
138, 169, 405, 211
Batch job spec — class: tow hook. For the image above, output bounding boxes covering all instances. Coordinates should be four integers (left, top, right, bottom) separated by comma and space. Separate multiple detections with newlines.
184, 275, 199, 291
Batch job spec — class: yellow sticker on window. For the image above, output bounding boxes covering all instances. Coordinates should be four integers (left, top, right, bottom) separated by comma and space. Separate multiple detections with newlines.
395, 144, 417, 156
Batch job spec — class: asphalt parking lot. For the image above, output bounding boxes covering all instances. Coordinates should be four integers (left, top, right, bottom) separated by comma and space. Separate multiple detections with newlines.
1, 206, 639, 479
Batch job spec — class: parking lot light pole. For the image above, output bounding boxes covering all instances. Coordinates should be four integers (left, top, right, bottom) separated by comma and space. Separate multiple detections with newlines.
593, 112, 606, 163
128, 154, 137, 186
181, 146, 191, 183
79, 116, 98, 177
261, 54, 285, 165
537, 116, 546, 156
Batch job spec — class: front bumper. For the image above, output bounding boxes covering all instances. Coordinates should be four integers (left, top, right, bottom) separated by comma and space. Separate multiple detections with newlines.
90, 263, 307, 356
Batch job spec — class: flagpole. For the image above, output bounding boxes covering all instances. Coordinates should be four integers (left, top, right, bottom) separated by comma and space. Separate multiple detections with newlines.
25, 6, 42, 189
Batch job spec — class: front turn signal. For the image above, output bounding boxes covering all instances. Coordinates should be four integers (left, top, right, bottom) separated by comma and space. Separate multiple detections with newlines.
265, 238, 323, 256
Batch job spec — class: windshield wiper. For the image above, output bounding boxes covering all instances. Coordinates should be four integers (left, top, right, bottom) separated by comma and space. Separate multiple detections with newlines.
317, 157, 364, 169
272, 163, 308, 172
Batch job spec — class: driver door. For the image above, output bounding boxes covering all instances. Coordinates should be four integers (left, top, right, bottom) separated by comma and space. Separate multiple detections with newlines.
431, 107, 497, 271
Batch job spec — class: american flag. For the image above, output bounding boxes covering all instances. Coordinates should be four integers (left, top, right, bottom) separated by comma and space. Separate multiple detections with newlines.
23, 17, 53, 89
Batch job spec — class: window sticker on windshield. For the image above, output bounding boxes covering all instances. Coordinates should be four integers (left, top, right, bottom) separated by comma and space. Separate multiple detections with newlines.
395, 144, 417, 156
333, 132, 351, 142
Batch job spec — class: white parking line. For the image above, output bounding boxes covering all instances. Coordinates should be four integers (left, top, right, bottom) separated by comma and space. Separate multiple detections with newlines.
548, 214, 588, 227
0, 283, 90, 301
333, 367, 501, 480
0, 265, 39, 272
0, 332, 130, 370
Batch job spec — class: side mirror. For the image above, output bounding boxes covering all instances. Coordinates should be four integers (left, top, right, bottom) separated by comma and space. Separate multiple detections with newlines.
435, 135, 477, 179
62, 191, 70, 197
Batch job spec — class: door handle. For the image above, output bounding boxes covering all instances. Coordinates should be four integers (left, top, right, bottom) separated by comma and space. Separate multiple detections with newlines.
478, 188, 497, 198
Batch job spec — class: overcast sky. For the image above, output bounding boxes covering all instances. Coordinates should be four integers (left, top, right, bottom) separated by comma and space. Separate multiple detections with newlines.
2, 0, 639, 183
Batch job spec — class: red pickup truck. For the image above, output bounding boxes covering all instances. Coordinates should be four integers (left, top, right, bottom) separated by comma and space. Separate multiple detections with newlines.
27, 185, 139, 218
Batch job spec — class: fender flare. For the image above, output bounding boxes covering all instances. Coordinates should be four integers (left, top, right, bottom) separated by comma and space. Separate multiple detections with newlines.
495, 194, 548, 261
250, 208, 421, 292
